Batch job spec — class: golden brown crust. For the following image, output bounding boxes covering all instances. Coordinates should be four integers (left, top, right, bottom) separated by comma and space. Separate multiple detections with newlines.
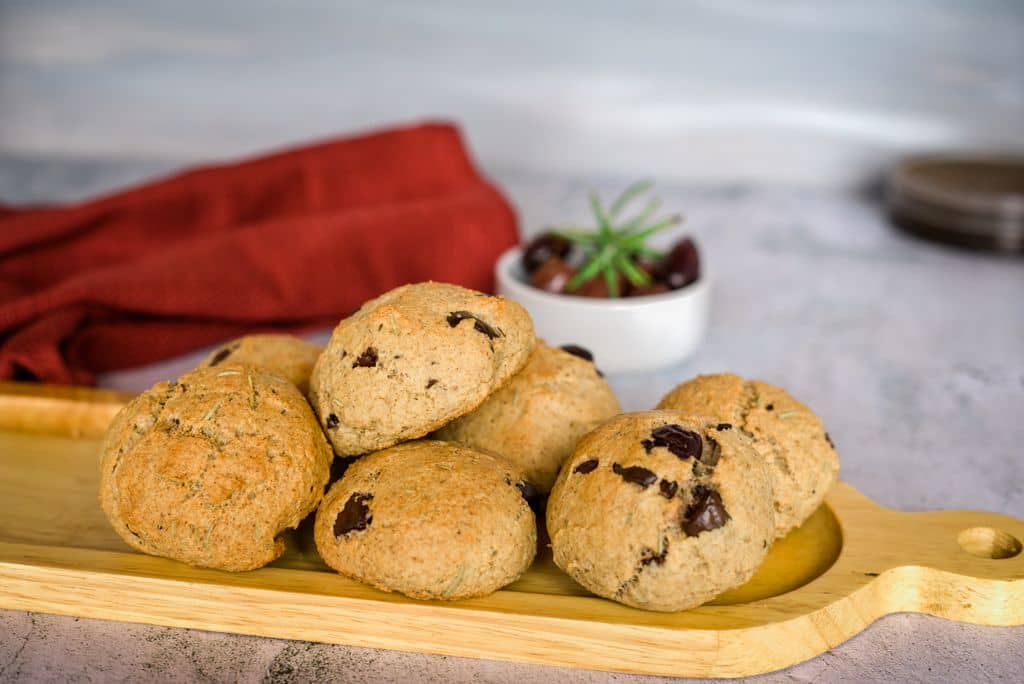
98, 364, 332, 571
201, 334, 323, 394
309, 282, 535, 456
314, 440, 537, 600
657, 373, 840, 537
547, 411, 775, 612
434, 342, 621, 491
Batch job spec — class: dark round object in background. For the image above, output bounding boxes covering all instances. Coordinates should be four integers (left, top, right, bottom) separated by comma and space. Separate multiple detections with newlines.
886, 155, 1024, 253
660, 238, 701, 290
529, 256, 576, 294
521, 232, 572, 274
572, 271, 628, 298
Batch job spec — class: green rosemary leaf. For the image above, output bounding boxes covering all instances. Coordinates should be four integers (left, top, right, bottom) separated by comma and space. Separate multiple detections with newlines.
550, 225, 596, 236
619, 215, 681, 247
553, 229, 600, 246
567, 249, 612, 291
608, 179, 653, 219
618, 197, 662, 234
602, 264, 620, 298
550, 181, 682, 295
633, 245, 665, 260
614, 253, 652, 287
590, 193, 613, 240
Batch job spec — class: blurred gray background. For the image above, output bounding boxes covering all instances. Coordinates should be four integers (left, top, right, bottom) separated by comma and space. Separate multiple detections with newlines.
1, 0, 1023, 202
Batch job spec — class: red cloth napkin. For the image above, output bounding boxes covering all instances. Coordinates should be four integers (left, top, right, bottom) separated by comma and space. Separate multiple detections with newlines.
0, 122, 519, 385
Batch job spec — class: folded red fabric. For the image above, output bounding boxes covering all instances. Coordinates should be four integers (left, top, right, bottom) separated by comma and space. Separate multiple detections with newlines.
0, 122, 519, 385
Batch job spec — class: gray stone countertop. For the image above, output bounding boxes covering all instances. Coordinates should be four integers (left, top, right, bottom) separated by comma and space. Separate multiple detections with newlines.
1, 159, 1022, 682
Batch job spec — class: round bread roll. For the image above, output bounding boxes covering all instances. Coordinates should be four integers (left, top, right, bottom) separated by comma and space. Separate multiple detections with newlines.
315, 440, 537, 600
99, 364, 332, 571
200, 334, 323, 394
547, 411, 775, 612
434, 342, 621, 492
309, 282, 535, 456
657, 373, 839, 537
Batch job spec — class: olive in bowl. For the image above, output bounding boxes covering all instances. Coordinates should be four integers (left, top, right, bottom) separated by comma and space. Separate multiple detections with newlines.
521, 232, 702, 298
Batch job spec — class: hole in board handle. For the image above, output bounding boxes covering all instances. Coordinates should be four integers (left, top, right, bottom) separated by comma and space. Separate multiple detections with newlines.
957, 527, 1022, 559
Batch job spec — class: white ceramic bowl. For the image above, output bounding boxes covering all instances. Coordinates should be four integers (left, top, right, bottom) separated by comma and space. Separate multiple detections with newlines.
495, 247, 709, 374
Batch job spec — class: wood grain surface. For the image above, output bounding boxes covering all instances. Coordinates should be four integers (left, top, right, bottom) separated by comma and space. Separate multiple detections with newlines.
0, 382, 1021, 678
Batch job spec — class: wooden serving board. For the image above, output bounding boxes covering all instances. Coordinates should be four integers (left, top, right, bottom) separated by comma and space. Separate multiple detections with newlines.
1, 382, 1022, 678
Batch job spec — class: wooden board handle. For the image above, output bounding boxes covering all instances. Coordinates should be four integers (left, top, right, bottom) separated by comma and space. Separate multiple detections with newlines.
0, 382, 129, 438
831, 484, 1024, 626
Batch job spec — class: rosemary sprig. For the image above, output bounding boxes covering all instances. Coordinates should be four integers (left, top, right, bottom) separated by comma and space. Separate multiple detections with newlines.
550, 180, 681, 297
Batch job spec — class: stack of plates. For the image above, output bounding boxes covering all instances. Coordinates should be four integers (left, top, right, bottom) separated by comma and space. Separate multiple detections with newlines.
886, 155, 1024, 253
